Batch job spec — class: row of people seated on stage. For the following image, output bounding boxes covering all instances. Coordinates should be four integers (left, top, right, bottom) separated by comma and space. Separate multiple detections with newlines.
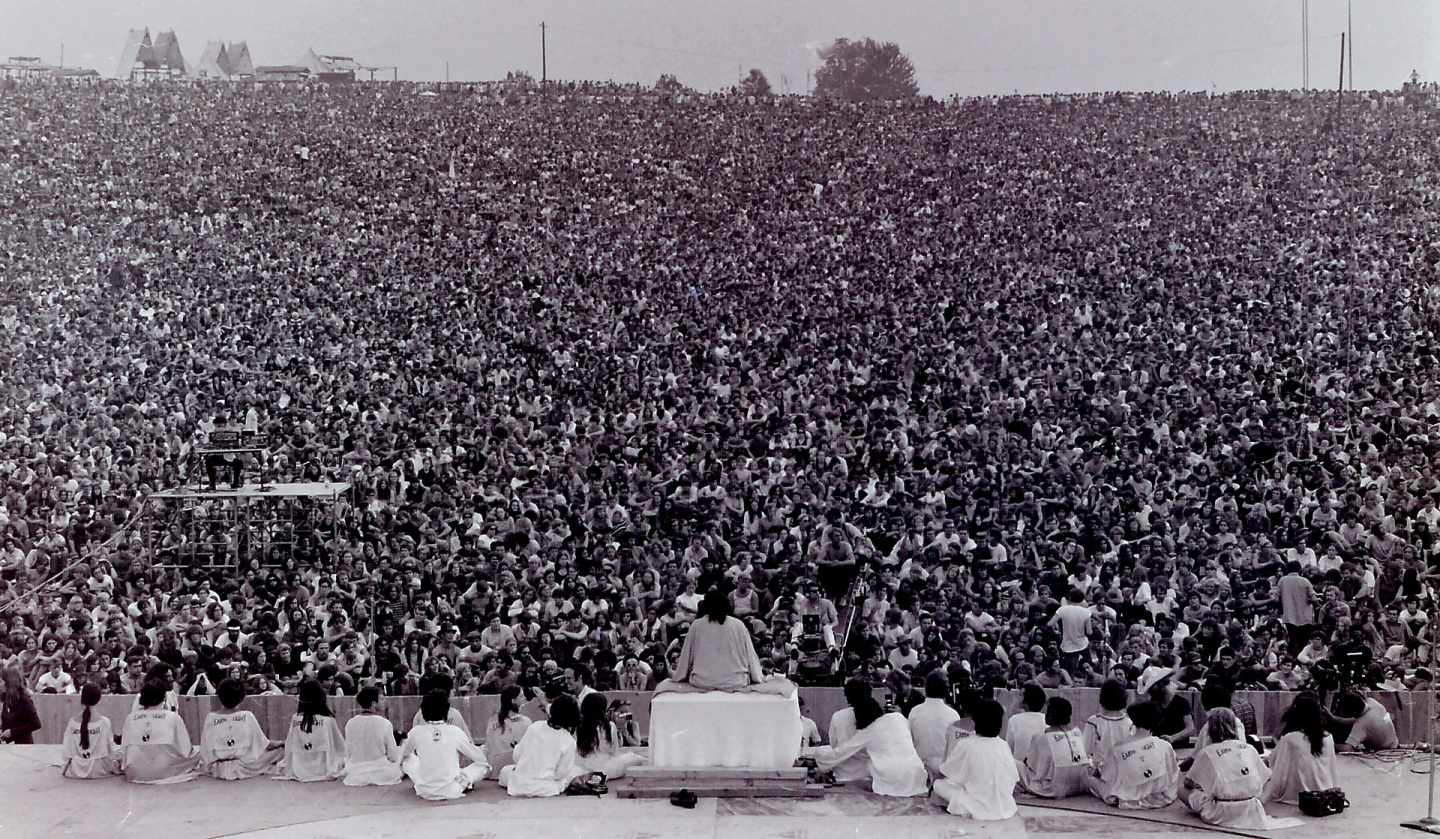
58, 676, 646, 799
800, 673, 1388, 826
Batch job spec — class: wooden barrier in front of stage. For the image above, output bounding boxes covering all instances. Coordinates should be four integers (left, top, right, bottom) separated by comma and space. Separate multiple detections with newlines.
25, 688, 1434, 746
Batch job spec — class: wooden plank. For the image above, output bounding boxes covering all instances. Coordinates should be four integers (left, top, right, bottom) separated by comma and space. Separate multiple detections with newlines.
627, 767, 807, 781
614, 783, 826, 799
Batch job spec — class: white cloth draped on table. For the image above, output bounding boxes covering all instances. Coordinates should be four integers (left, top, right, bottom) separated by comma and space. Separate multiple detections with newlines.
650, 691, 802, 769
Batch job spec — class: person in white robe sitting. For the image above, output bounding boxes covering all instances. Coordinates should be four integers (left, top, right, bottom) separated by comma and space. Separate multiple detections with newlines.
275, 679, 346, 782
501, 694, 585, 797
908, 671, 960, 779
61, 683, 121, 779
198, 678, 284, 780
483, 685, 533, 780
656, 590, 795, 695
1019, 697, 1091, 798
1263, 693, 1337, 805
1091, 701, 1179, 810
401, 690, 490, 800
1183, 709, 1301, 831
575, 692, 647, 780
119, 680, 200, 784
408, 673, 475, 742
807, 680, 928, 796
1083, 679, 1136, 799
1004, 683, 1048, 757
343, 685, 403, 786
932, 699, 1020, 819
823, 678, 875, 784
128, 663, 180, 716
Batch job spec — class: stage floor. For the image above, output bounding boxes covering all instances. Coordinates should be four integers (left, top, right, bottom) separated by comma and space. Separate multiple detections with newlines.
0, 745, 1424, 839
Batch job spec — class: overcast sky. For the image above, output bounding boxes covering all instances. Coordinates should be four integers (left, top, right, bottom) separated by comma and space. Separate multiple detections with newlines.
6, 1, 1436, 95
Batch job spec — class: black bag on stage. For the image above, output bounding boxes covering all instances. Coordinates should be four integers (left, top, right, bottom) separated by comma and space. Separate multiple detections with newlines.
1298, 787, 1349, 817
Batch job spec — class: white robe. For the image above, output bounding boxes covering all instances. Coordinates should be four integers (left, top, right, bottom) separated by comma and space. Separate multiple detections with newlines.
62, 715, 121, 779
1092, 734, 1178, 809
1263, 731, 1337, 805
343, 713, 403, 786
120, 708, 200, 784
1004, 711, 1047, 756
1019, 728, 1091, 798
411, 706, 473, 743
575, 722, 647, 779
825, 708, 870, 782
198, 710, 283, 780
401, 721, 489, 800
808, 711, 928, 797
483, 713, 533, 780
500, 721, 583, 797
908, 698, 960, 777
1184, 741, 1302, 830
275, 714, 346, 782
933, 735, 1020, 819
1082, 712, 1136, 797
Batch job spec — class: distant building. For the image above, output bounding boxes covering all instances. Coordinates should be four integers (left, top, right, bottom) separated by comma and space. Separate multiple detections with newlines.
2, 56, 101, 84
298, 49, 357, 84
254, 65, 310, 83
117, 28, 189, 81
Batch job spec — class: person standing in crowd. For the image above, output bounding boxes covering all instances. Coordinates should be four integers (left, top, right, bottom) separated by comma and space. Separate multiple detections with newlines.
932, 699, 1020, 819
1182, 709, 1300, 830
275, 680, 345, 782
120, 681, 200, 784
197, 678, 284, 779
401, 690, 489, 800
501, 694, 584, 797
61, 683, 120, 778
0, 664, 41, 744
342, 685, 404, 786
806, 681, 928, 796
1018, 697, 1091, 799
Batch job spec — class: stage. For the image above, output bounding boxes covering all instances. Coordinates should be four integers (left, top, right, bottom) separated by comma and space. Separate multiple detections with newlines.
149, 482, 351, 501
0, 744, 1426, 839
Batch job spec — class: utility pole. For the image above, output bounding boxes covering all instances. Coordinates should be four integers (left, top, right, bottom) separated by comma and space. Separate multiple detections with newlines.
60, 41, 64, 69
1301, 0, 1309, 90
1337, 32, 1345, 123
445, 61, 450, 83
540, 22, 547, 84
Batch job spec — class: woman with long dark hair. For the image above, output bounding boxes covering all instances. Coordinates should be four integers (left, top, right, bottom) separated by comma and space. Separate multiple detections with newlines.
574, 692, 646, 779
276, 679, 346, 781
807, 678, 928, 796
1263, 693, 1337, 804
0, 664, 41, 744
483, 684, 533, 780
61, 682, 120, 778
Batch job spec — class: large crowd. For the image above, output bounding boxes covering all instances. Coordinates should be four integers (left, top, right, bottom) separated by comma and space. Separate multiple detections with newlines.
0, 81, 1438, 734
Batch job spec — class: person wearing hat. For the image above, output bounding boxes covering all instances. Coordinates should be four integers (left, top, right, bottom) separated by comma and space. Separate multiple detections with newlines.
1138, 667, 1195, 746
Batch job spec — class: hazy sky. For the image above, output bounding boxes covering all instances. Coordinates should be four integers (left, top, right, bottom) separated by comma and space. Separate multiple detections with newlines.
6, 1, 1436, 95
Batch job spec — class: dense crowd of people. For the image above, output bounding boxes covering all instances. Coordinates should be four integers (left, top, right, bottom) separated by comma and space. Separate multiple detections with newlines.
0, 81, 1438, 737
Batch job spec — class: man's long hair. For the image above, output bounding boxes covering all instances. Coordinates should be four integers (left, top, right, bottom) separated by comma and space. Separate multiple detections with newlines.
699, 588, 731, 624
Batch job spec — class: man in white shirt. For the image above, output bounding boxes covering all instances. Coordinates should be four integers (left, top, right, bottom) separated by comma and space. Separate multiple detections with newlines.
401, 691, 489, 800
909, 671, 960, 777
36, 660, 77, 694
1047, 589, 1094, 674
